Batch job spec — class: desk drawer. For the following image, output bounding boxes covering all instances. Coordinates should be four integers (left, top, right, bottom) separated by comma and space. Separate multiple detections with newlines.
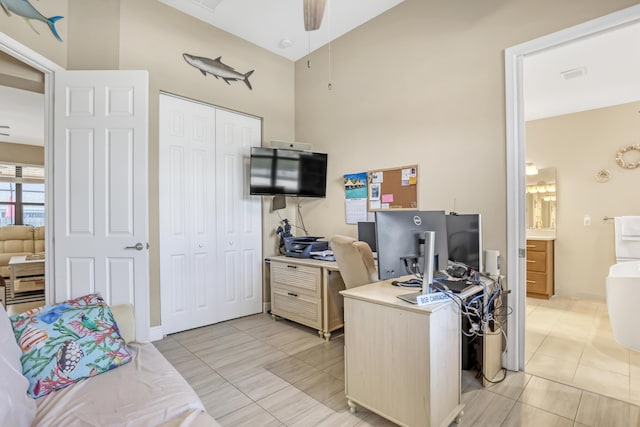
526, 251, 547, 273
271, 262, 321, 298
271, 288, 321, 329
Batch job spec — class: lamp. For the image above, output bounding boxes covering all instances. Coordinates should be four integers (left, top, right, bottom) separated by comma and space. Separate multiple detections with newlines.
303, 0, 326, 31
525, 162, 538, 176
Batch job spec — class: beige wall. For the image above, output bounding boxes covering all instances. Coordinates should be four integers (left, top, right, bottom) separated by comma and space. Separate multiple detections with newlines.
0, 0, 68, 68
294, 0, 637, 281
526, 101, 640, 299
0, 142, 44, 165
115, 0, 295, 325
67, 0, 120, 70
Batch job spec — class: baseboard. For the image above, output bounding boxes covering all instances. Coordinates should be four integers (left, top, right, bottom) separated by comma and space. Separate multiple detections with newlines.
263, 302, 271, 313
149, 325, 164, 342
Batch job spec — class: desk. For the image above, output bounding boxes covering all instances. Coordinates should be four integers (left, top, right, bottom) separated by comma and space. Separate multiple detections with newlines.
341, 279, 489, 427
9, 255, 45, 298
267, 256, 345, 340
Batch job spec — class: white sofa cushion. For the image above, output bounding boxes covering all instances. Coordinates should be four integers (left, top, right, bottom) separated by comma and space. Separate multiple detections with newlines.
0, 304, 36, 427
33, 342, 218, 426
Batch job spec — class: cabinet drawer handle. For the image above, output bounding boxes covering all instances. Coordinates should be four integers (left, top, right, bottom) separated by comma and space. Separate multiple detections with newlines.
287, 265, 298, 269
526, 245, 536, 248
287, 292, 298, 297
526, 280, 536, 284
526, 260, 536, 263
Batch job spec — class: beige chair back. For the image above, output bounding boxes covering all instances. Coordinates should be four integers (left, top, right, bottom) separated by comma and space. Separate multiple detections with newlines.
330, 235, 377, 289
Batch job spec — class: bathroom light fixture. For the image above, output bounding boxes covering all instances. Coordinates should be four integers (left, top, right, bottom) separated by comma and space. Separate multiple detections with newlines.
525, 163, 538, 176
303, 0, 326, 31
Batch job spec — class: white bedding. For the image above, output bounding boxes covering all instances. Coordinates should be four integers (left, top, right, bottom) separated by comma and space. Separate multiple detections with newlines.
33, 342, 219, 427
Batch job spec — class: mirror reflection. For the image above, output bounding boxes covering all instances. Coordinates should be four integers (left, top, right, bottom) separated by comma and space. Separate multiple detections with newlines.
526, 167, 556, 230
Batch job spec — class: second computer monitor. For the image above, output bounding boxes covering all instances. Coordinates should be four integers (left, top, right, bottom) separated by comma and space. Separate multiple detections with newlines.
446, 213, 482, 272
375, 210, 449, 280
357, 221, 377, 253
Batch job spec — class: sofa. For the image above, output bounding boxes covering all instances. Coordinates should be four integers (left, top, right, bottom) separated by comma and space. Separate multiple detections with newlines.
0, 225, 44, 278
1, 301, 220, 427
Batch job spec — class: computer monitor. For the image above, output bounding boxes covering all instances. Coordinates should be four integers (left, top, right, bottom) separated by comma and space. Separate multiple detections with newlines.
446, 213, 482, 272
375, 210, 448, 280
357, 221, 377, 253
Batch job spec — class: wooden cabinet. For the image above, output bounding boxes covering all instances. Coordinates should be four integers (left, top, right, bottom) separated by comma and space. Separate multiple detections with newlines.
268, 256, 345, 340
526, 239, 554, 299
341, 282, 464, 427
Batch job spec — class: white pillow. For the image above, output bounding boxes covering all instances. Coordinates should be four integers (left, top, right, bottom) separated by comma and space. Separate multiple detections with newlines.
0, 304, 36, 427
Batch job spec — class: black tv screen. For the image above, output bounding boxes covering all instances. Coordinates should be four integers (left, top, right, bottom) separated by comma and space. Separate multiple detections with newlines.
250, 147, 328, 197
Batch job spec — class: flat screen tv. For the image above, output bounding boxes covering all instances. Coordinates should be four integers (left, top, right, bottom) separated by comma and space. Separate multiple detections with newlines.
249, 147, 328, 197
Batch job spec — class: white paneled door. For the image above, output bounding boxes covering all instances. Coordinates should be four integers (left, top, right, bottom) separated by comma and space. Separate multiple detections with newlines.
215, 109, 263, 321
54, 71, 150, 341
159, 94, 262, 334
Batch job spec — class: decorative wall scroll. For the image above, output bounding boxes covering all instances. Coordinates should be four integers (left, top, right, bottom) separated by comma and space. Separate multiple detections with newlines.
615, 144, 640, 170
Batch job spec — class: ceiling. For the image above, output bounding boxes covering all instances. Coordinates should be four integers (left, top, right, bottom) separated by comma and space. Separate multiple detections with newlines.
1, 5, 639, 146
157, 0, 406, 62
524, 21, 640, 121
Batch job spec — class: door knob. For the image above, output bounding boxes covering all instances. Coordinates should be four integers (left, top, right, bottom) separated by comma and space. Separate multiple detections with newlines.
125, 243, 144, 251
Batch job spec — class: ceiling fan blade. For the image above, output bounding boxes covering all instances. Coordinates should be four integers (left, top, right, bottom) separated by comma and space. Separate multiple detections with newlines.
303, 0, 326, 31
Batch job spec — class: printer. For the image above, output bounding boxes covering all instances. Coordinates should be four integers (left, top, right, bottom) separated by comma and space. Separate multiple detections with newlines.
284, 236, 329, 258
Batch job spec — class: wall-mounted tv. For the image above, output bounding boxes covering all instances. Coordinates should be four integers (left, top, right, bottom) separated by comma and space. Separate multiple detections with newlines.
249, 147, 328, 198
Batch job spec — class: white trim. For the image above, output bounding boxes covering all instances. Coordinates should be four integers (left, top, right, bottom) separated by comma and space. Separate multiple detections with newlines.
504, 4, 640, 371
0, 33, 63, 307
149, 326, 164, 342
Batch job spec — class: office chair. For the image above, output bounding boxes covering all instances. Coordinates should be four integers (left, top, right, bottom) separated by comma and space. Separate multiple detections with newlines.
330, 235, 378, 289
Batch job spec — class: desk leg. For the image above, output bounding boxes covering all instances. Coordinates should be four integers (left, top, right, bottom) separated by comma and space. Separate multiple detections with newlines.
10, 268, 16, 298
322, 268, 330, 341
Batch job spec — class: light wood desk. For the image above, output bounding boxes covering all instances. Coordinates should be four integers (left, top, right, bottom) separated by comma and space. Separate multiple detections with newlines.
267, 256, 345, 340
341, 279, 489, 427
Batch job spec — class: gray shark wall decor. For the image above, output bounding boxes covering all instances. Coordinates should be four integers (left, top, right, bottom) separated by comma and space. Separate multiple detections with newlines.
0, 0, 63, 41
183, 53, 254, 90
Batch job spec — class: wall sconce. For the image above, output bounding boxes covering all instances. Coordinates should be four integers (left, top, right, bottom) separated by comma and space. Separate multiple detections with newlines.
526, 163, 538, 176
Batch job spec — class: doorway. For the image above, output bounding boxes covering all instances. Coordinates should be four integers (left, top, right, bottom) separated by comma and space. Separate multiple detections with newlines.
504, 4, 640, 373
0, 33, 62, 308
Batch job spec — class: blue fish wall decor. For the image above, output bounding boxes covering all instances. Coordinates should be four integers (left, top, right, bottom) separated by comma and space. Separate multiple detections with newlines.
183, 53, 254, 90
0, 0, 63, 41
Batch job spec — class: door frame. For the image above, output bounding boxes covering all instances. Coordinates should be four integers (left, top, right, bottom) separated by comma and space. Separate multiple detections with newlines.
504, 4, 640, 371
0, 34, 63, 305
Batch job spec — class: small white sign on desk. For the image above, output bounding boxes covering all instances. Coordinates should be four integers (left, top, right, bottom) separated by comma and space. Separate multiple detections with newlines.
416, 292, 449, 306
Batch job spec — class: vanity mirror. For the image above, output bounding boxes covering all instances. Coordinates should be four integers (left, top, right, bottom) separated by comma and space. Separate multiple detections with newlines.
526, 167, 556, 231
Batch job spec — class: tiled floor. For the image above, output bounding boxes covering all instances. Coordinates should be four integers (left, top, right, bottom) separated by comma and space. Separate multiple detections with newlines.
155, 311, 640, 426
526, 296, 640, 406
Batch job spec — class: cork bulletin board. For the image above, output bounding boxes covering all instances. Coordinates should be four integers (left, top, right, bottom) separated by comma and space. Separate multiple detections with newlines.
367, 165, 418, 210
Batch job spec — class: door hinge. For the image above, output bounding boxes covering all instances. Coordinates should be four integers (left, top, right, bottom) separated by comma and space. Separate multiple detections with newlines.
519, 248, 526, 258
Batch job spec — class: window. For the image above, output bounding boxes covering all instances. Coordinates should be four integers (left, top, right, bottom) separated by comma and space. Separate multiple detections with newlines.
0, 164, 45, 227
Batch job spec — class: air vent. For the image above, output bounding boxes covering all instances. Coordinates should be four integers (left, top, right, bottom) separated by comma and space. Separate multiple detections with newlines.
560, 66, 587, 80
192, 0, 223, 12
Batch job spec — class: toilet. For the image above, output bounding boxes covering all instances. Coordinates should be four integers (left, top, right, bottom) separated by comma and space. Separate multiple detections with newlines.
606, 217, 640, 351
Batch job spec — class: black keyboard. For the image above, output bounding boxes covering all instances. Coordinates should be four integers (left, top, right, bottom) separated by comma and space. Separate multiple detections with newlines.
433, 279, 474, 293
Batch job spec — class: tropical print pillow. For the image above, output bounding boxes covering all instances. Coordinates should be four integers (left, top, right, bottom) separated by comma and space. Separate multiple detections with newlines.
9, 293, 106, 324
10, 300, 131, 398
